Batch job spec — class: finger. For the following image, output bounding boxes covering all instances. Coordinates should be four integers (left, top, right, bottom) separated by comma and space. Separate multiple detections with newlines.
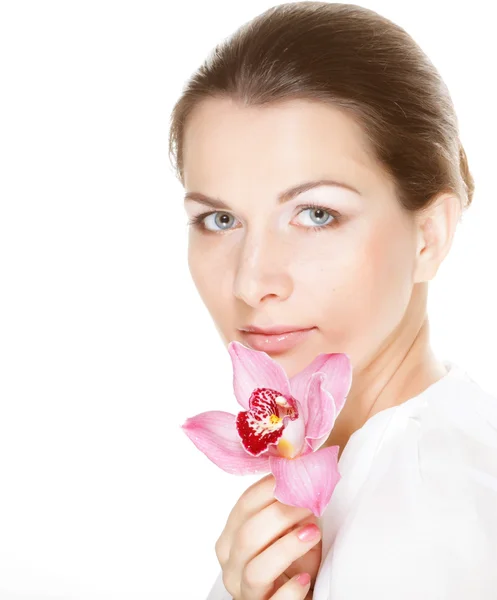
229, 499, 313, 573
226, 473, 277, 532
240, 522, 321, 599
269, 572, 312, 600
275, 513, 321, 582
276, 513, 319, 542
282, 539, 322, 582
216, 473, 279, 565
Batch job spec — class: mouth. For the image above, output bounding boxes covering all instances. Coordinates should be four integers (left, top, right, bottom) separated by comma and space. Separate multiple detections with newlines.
239, 327, 317, 354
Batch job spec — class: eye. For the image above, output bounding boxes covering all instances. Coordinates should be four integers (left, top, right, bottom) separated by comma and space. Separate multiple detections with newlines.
188, 211, 239, 232
295, 205, 335, 228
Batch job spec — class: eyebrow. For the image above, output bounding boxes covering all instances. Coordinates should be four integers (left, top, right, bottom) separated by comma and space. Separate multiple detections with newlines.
183, 179, 361, 209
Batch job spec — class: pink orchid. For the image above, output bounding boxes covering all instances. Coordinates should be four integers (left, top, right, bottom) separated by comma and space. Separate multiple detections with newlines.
181, 341, 353, 517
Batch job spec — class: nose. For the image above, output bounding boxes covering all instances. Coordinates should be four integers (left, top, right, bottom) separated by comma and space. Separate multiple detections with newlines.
232, 228, 293, 307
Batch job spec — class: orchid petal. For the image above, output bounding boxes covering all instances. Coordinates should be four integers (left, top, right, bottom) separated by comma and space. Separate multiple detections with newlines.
301, 372, 337, 454
289, 352, 352, 423
228, 341, 291, 409
269, 445, 341, 517
181, 410, 270, 475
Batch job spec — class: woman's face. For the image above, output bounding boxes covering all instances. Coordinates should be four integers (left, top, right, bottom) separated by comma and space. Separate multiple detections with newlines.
182, 98, 419, 378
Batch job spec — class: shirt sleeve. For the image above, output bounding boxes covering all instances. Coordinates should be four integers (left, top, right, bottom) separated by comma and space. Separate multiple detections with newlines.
323, 391, 497, 600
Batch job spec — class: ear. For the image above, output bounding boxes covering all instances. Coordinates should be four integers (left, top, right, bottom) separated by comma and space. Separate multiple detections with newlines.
413, 194, 462, 283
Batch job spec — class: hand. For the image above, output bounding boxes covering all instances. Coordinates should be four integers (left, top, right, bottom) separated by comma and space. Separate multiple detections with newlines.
215, 473, 322, 600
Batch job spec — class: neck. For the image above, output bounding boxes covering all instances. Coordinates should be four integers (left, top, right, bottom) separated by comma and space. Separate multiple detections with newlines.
323, 287, 447, 457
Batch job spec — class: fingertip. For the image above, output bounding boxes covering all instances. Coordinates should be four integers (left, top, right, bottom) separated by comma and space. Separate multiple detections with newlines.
294, 572, 311, 587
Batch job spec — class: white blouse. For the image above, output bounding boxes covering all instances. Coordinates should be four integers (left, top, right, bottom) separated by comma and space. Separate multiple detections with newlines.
206, 361, 497, 599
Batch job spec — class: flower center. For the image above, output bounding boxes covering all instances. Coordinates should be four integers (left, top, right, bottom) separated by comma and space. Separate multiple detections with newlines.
235, 388, 299, 456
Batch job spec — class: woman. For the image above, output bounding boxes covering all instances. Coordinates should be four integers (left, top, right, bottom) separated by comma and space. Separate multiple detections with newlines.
169, 2, 497, 599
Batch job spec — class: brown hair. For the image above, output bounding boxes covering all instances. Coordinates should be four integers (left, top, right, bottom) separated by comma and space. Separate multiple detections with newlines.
168, 1, 474, 215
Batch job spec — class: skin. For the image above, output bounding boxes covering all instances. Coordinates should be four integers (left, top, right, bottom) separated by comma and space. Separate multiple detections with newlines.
181, 96, 462, 598
182, 96, 461, 456
215, 472, 320, 600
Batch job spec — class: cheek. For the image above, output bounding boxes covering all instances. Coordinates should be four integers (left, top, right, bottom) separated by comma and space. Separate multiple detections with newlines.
187, 236, 231, 320
306, 221, 415, 351
344, 224, 416, 347
188, 240, 214, 298
366, 219, 416, 306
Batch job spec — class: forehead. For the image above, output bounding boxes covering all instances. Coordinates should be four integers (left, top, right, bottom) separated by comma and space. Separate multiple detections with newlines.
182, 97, 380, 190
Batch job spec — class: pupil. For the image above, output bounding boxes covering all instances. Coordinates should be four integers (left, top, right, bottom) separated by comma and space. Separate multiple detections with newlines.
313, 209, 327, 223
216, 213, 231, 228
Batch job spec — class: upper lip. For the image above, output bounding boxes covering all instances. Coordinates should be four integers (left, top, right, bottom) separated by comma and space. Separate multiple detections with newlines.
240, 325, 315, 335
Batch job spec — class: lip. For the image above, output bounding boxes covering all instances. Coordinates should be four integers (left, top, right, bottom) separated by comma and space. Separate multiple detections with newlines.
239, 327, 316, 354
240, 324, 314, 335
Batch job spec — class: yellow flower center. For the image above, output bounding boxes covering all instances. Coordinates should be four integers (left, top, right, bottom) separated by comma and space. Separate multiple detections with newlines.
277, 438, 295, 459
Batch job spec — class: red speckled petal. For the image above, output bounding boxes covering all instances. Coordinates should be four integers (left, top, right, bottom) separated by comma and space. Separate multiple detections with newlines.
236, 387, 296, 457
236, 411, 284, 456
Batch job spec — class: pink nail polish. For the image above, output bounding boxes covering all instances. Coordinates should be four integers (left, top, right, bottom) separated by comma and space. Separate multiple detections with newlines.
295, 572, 311, 586
296, 523, 320, 542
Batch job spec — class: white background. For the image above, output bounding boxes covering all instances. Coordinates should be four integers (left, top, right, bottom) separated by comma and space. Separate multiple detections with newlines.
0, 1, 495, 598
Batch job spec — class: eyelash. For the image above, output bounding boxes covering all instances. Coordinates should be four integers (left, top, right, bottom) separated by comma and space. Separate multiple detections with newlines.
187, 202, 342, 234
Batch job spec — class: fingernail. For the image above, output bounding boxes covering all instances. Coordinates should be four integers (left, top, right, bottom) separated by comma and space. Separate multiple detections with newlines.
296, 523, 320, 542
295, 572, 311, 586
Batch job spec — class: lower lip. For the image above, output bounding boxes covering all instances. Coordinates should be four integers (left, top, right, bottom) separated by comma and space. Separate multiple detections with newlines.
240, 328, 316, 354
